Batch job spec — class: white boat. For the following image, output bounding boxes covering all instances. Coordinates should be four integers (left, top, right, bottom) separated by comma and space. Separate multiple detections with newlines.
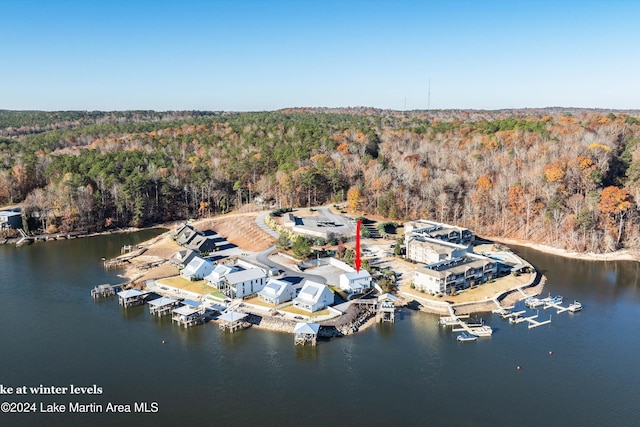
439, 316, 460, 326
550, 295, 563, 304
492, 308, 511, 317
457, 332, 478, 342
568, 301, 582, 312
469, 325, 493, 336
525, 298, 544, 308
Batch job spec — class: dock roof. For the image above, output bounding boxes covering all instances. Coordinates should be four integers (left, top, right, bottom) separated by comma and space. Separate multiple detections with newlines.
117, 289, 144, 299
218, 311, 248, 322
148, 296, 177, 307
173, 305, 200, 316
293, 322, 320, 335
377, 293, 398, 302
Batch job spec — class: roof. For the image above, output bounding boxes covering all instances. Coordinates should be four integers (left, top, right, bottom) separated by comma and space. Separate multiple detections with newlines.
293, 322, 320, 335
173, 305, 200, 316
182, 257, 213, 275
226, 268, 266, 285
0, 211, 21, 217
258, 279, 293, 298
172, 223, 191, 236
171, 249, 197, 264
296, 281, 331, 305
206, 265, 240, 282
408, 236, 468, 252
148, 296, 177, 307
377, 293, 398, 302
185, 234, 215, 251
117, 289, 144, 299
218, 311, 248, 322
343, 270, 371, 281
417, 256, 496, 279
177, 228, 199, 245
182, 299, 201, 308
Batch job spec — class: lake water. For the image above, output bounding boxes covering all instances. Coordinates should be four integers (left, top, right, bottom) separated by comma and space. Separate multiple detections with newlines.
1, 233, 639, 426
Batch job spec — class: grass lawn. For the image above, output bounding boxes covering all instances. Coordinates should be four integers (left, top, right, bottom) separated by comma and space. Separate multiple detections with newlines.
207, 290, 226, 300
156, 276, 210, 295
244, 296, 273, 308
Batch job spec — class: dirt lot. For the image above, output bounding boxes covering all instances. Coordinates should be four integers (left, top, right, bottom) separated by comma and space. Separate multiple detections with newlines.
194, 212, 275, 252
120, 212, 275, 284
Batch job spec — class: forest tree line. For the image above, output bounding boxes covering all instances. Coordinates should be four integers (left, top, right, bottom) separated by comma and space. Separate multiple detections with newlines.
1, 108, 640, 253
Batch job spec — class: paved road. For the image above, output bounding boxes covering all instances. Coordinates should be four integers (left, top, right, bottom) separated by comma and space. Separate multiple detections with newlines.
253, 214, 326, 285
255, 212, 280, 239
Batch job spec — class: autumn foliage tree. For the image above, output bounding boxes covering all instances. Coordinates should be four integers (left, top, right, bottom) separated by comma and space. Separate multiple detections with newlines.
346, 186, 361, 213
598, 186, 632, 248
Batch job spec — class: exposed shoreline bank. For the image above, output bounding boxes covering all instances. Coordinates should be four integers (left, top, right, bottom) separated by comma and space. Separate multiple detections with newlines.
484, 236, 640, 263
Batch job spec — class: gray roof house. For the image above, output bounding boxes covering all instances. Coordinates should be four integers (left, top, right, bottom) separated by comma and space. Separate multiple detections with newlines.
293, 281, 334, 313
258, 279, 297, 305
180, 257, 215, 280
185, 234, 216, 256
224, 268, 267, 298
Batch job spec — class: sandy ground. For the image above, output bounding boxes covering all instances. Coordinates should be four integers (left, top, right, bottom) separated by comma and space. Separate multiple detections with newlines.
485, 235, 640, 262
117, 211, 274, 285
194, 212, 275, 252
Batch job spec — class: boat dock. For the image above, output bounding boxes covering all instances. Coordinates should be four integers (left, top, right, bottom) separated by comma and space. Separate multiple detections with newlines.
172, 300, 207, 328
117, 289, 150, 308
525, 313, 552, 329
503, 310, 526, 319
218, 311, 250, 333
149, 296, 180, 317
91, 283, 123, 299
543, 300, 583, 314
441, 313, 492, 337
294, 322, 320, 346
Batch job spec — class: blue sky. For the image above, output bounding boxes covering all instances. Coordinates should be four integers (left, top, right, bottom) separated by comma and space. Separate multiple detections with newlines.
1, 0, 639, 111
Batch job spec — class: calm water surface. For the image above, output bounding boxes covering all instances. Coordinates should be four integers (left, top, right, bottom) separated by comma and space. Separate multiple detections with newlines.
1, 235, 639, 426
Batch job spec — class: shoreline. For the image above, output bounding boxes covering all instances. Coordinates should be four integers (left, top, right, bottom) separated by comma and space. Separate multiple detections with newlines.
484, 236, 640, 263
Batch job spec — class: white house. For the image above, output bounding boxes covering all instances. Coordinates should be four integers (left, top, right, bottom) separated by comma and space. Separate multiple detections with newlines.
180, 257, 214, 280
225, 268, 267, 298
204, 264, 241, 288
293, 281, 334, 313
339, 270, 372, 294
257, 279, 297, 305
413, 254, 497, 295
406, 236, 469, 265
